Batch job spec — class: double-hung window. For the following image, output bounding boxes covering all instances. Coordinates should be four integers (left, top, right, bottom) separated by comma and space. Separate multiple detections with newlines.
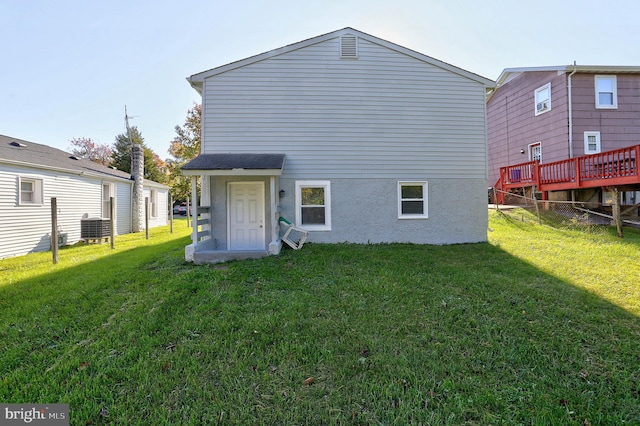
398, 181, 428, 219
19, 177, 43, 205
534, 83, 551, 115
102, 183, 114, 218
295, 181, 331, 231
584, 131, 601, 154
595, 75, 617, 109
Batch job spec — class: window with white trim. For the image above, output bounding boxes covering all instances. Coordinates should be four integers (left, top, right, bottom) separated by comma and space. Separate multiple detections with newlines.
595, 75, 617, 109
18, 177, 43, 205
529, 142, 542, 162
398, 181, 428, 219
584, 131, 601, 154
295, 181, 331, 231
102, 183, 114, 218
534, 83, 551, 115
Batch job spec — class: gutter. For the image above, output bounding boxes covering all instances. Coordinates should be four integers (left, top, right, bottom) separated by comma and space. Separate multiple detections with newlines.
567, 62, 578, 158
0, 158, 129, 181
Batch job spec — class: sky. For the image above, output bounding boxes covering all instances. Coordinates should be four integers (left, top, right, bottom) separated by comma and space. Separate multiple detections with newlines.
2, 0, 640, 159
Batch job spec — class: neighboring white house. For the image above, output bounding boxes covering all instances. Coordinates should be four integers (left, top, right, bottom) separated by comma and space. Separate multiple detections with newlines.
0, 134, 169, 259
182, 27, 495, 264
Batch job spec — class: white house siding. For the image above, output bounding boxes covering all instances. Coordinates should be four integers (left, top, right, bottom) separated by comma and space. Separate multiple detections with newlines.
0, 165, 102, 259
143, 187, 169, 228
115, 182, 132, 235
201, 36, 488, 180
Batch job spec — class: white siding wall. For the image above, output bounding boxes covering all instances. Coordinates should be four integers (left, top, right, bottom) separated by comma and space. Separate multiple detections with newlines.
115, 182, 132, 235
143, 187, 169, 228
0, 165, 102, 259
202, 36, 488, 179
1, 166, 169, 259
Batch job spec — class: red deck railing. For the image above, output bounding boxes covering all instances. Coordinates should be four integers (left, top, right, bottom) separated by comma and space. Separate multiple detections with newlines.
495, 144, 640, 202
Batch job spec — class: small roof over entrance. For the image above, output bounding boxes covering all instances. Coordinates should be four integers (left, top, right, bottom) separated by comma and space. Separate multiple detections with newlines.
181, 153, 285, 176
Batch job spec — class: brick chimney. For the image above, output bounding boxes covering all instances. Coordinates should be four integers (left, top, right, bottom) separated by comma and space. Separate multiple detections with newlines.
131, 144, 144, 232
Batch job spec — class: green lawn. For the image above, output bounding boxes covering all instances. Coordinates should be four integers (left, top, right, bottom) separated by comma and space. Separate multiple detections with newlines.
1, 212, 639, 425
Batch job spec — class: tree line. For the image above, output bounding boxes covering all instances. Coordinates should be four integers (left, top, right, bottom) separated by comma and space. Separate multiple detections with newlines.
69, 104, 201, 202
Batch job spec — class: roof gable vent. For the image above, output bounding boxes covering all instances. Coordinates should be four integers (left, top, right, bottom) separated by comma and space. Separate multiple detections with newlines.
10, 141, 26, 147
340, 34, 358, 58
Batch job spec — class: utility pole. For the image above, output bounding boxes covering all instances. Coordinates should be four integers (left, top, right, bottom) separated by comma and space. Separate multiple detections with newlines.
125, 105, 134, 172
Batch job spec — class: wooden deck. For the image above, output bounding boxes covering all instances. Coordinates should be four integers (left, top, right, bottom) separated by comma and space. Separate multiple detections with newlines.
494, 145, 640, 202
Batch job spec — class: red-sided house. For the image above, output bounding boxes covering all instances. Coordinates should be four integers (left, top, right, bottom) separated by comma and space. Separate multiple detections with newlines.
487, 65, 640, 207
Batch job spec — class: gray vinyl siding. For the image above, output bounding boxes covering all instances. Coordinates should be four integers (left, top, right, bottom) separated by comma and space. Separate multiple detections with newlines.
202, 36, 488, 180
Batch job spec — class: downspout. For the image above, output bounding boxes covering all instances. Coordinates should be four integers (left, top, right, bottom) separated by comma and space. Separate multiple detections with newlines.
567, 61, 577, 158
567, 62, 578, 204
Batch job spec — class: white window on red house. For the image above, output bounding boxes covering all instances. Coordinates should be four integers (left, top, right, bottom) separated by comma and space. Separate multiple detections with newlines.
595, 75, 617, 109
584, 131, 601, 154
534, 83, 551, 115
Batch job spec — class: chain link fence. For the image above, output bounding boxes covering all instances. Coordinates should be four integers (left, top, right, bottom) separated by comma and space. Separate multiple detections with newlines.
489, 189, 640, 235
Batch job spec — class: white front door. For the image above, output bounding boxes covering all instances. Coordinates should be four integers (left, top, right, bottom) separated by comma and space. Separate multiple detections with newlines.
228, 182, 265, 250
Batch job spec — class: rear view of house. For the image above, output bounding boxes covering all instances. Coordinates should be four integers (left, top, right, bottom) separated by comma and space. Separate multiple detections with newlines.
182, 28, 495, 264
0, 135, 169, 259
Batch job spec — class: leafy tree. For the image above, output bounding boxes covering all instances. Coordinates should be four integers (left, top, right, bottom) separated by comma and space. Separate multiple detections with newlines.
69, 137, 113, 166
111, 126, 167, 183
169, 103, 201, 161
167, 103, 201, 201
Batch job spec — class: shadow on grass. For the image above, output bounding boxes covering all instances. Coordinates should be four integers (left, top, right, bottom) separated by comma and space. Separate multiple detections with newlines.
0, 232, 639, 424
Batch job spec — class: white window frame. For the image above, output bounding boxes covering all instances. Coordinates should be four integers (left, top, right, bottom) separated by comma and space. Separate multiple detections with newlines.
584, 131, 601, 154
528, 142, 542, 162
595, 75, 617, 109
295, 181, 331, 231
398, 181, 428, 219
102, 183, 114, 218
18, 177, 43, 206
534, 83, 551, 116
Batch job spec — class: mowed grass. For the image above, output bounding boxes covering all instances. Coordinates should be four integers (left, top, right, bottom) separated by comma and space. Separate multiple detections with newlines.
1, 212, 639, 425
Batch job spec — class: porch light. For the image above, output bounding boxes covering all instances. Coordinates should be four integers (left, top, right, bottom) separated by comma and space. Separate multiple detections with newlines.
279, 189, 285, 198
520, 149, 525, 154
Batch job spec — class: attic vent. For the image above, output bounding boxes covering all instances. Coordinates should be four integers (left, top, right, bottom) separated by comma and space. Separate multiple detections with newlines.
10, 141, 26, 147
340, 34, 358, 58
69, 155, 80, 160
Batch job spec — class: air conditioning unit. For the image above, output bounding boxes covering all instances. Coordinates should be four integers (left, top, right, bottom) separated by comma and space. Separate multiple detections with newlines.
81, 218, 111, 239
536, 101, 548, 112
